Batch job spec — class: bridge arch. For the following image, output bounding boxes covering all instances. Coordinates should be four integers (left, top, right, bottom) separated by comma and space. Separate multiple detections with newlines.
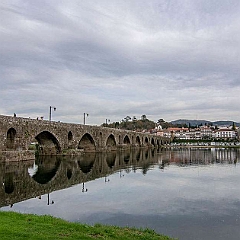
123, 135, 131, 145
66, 169, 72, 180
144, 137, 149, 145
6, 128, 17, 150
78, 133, 96, 152
136, 136, 141, 146
68, 131, 73, 141
68, 131, 73, 148
151, 138, 155, 147
99, 132, 103, 147
35, 131, 61, 155
106, 134, 117, 151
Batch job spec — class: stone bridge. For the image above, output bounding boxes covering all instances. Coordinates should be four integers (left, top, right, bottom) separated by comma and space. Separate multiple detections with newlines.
0, 115, 170, 161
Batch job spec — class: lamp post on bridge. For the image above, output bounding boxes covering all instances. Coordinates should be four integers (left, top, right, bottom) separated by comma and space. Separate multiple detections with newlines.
49, 106, 56, 121
106, 119, 110, 126
84, 113, 89, 125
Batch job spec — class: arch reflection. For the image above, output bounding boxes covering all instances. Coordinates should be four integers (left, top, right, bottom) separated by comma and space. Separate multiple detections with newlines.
31, 155, 61, 184
77, 153, 96, 174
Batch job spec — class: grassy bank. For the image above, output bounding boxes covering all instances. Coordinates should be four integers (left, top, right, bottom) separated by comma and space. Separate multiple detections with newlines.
0, 211, 175, 240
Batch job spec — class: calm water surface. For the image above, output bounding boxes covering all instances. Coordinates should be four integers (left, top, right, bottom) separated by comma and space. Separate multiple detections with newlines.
1, 148, 240, 240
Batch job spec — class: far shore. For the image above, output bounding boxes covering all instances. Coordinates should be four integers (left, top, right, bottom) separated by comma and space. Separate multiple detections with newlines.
168, 141, 240, 149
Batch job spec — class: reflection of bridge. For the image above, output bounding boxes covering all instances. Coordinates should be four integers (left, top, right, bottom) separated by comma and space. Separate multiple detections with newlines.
0, 115, 170, 161
1, 148, 239, 208
0, 149, 160, 208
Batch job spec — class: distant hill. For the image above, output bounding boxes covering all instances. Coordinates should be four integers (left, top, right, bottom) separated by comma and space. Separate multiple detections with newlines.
212, 121, 240, 127
170, 119, 240, 127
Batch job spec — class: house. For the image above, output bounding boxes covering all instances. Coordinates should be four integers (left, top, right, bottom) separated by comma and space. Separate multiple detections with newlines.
167, 127, 189, 139
199, 126, 214, 139
214, 129, 236, 140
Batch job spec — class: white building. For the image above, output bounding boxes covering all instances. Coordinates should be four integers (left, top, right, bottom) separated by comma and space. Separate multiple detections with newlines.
199, 126, 214, 139
214, 129, 236, 139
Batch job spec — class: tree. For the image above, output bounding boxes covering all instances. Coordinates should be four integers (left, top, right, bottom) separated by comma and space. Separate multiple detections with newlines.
232, 122, 236, 131
141, 115, 147, 121
124, 116, 131, 122
157, 119, 165, 124
132, 116, 137, 122
101, 115, 156, 131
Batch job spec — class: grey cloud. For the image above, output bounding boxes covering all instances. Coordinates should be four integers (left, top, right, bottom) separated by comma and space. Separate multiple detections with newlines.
1, 0, 240, 124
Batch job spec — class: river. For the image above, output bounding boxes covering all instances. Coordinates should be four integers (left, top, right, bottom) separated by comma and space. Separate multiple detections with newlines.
1, 148, 240, 240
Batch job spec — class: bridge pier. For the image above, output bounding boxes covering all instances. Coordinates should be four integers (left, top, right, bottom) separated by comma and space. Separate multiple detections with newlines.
0, 150, 35, 162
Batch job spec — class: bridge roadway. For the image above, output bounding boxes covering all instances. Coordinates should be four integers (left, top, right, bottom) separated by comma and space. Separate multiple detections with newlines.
0, 115, 170, 161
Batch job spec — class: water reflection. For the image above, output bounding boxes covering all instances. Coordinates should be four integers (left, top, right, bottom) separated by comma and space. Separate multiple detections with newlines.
32, 156, 61, 184
77, 153, 96, 174
106, 152, 116, 169
1, 148, 240, 206
0, 149, 158, 206
4, 172, 15, 194
1, 148, 240, 240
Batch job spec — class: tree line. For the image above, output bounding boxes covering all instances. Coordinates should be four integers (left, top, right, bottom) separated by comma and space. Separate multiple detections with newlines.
101, 115, 190, 131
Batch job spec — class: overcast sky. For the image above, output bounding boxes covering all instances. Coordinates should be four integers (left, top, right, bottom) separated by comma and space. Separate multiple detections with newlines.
1, 0, 240, 125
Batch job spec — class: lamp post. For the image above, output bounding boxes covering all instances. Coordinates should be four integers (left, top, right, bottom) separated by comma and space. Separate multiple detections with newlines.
106, 119, 110, 126
84, 113, 89, 125
49, 106, 56, 121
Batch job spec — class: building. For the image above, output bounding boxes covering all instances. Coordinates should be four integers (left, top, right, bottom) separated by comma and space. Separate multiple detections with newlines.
199, 126, 214, 139
214, 129, 236, 140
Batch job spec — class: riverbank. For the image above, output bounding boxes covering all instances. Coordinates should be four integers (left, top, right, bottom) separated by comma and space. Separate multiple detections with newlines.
170, 141, 240, 149
170, 145, 240, 149
0, 211, 175, 240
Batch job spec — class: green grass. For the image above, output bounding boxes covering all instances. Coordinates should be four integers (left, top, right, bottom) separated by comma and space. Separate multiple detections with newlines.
0, 211, 175, 240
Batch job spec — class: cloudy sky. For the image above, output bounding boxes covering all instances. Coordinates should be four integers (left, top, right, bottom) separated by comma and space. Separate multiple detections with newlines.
1, 0, 240, 125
